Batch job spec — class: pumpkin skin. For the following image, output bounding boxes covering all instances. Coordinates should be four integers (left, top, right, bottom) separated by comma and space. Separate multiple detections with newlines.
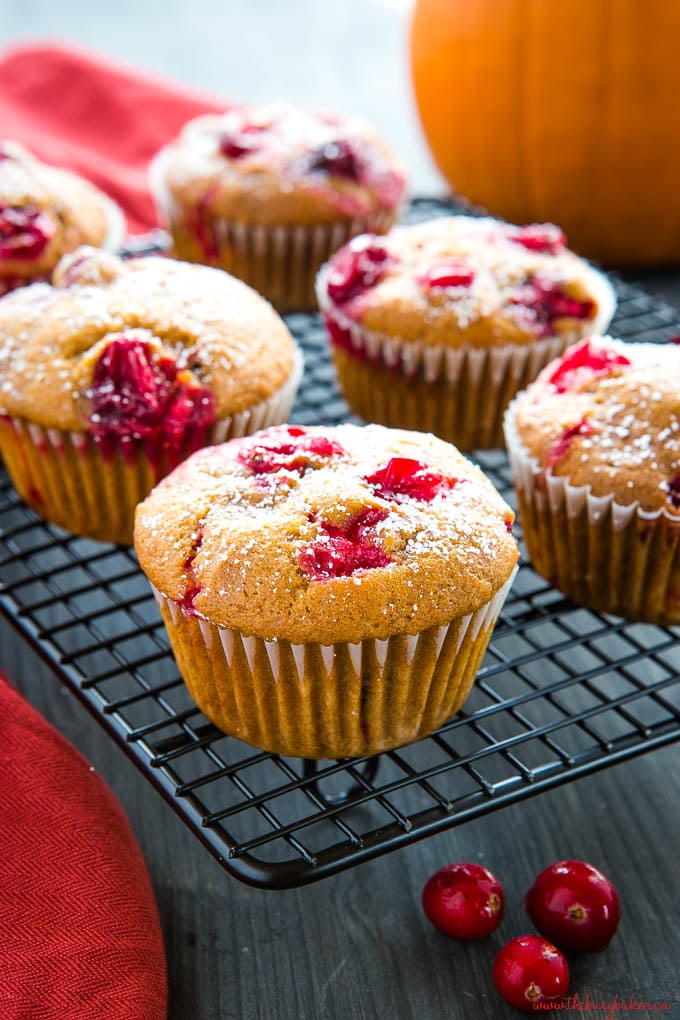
410, 0, 680, 265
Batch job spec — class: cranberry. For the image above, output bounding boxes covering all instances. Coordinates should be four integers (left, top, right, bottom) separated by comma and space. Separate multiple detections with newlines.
237, 426, 345, 475
510, 275, 595, 337
325, 237, 391, 304
666, 472, 680, 508
299, 506, 392, 580
524, 860, 620, 953
89, 337, 215, 464
509, 223, 567, 255
179, 524, 204, 615
422, 863, 504, 940
309, 139, 361, 181
219, 131, 261, 159
493, 935, 569, 1012
546, 418, 595, 470
547, 338, 631, 393
417, 260, 475, 290
0, 204, 56, 261
366, 457, 456, 502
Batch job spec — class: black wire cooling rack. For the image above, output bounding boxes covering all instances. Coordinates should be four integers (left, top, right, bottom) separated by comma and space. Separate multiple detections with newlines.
2, 200, 680, 889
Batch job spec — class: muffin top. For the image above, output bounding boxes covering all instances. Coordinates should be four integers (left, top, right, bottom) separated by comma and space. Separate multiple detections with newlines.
316, 216, 615, 348
509, 336, 680, 514
134, 423, 518, 644
0, 141, 123, 294
0, 247, 298, 449
153, 103, 407, 226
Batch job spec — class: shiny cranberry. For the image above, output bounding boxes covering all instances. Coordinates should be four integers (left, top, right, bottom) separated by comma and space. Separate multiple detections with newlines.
309, 139, 361, 181
547, 338, 631, 393
299, 506, 392, 580
493, 935, 569, 1012
366, 457, 456, 502
524, 860, 620, 953
0, 204, 56, 261
510, 223, 567, 255
237, 426, 345, 474
511, 275, 594, 336
422, 863, 504, 940
417, 260, 475, 289
325, 237, 391, 304
546, 418, 595, 470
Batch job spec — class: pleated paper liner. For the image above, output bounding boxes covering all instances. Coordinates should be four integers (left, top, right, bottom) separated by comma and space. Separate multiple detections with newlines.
150, 148, 397, 313
504, 402, 680, 624
316, 265, 616, 451
150, 569, 517, 760
0, 349, 302, 545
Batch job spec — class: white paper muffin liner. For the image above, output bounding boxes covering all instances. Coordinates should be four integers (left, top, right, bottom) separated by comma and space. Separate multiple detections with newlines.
503, 399, 680, 623
149, 147, 397, 312
149, 567, 517, 759
0, 348, 303, 544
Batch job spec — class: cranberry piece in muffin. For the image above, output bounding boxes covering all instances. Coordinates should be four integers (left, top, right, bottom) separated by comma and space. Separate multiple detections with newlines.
151, 103, 407, 312
316, 215, 615, 450
0, 141, 123, 294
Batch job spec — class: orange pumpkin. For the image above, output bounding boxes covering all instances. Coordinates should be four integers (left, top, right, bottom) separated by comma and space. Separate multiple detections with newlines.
410, 0, 680, 265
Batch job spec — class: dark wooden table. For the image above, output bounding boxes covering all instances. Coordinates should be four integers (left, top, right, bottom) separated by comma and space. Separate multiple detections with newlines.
2, 4, 680, 1018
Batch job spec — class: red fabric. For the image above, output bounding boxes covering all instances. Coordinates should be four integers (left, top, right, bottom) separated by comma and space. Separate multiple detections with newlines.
0, 675, 167, 1020
0, 41, 229, 233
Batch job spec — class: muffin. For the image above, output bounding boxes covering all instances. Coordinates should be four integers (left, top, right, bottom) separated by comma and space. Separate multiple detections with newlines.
150, 103, 406, 312
504, 335, 680, 623
316, 216, 616, 450
0, 247, 302, 544
0, 141, 124, 296
134, 423, 519, 759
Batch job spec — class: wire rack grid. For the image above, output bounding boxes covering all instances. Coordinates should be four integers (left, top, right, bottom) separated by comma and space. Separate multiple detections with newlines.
1, 200, 680, 888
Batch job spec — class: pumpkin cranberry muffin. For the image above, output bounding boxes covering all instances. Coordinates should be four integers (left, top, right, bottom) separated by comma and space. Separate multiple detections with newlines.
504, 335, 680, 623
150, 103, 406, 312
134, 422, 518, 759
0, 247, 302, 544
316, 215, 616, 450
0, 141, 124, 296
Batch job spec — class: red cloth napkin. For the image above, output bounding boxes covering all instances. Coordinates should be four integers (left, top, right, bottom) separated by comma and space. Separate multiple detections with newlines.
0, 41, 229, 233
0, 675, 167, 1020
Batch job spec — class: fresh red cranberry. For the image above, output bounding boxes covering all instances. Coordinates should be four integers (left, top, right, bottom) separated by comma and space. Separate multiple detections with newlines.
237, 426, 345, 475
309, 139, 361, 181
417, 260, 475, 290
546, 418, 595, 470
666, 472, 680, 508
509, 223, 567, 255
422, 863, 504, 940
299, 506, 392, 580
89, 337, 215, 463
547, 338, 631, 393
366, 457, 456, 502
0, 204, 56, 261
493, 935, 569, 1012
510, 275, 595, 336
524, 860, 620, 953
325, 237, 392, 304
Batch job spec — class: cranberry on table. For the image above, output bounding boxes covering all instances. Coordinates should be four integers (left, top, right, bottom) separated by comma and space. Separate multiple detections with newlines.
493, 934, 569, 1012
524, 860, 620, 953
421, 862, 504, 940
